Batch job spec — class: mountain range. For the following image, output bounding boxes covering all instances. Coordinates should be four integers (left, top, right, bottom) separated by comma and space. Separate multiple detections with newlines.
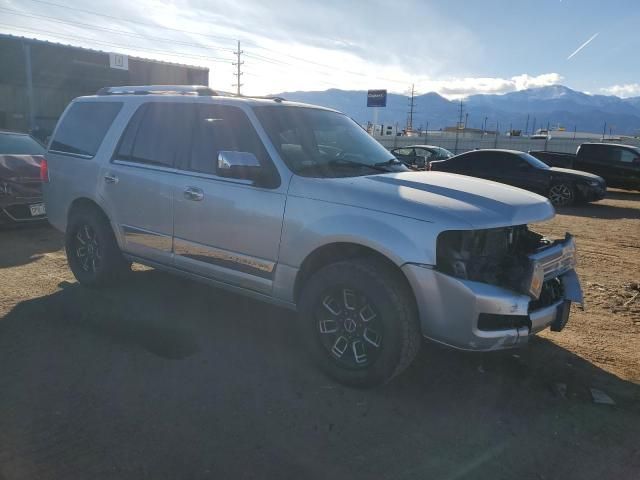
272, 85, 640, 135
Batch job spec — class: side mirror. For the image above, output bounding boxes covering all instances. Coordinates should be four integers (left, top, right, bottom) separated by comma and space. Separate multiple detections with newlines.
217, 151, 277, 188
217, 150, 261, 181
217, 151, 260, 170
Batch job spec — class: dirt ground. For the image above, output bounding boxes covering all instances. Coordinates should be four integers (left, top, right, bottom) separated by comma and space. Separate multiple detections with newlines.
0, 190, 639, 479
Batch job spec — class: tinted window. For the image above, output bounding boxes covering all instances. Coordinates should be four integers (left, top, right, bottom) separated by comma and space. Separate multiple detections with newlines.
618, 149, 638, 163
118, 103, 193, 168
0, 133, 45, 155
50, 102, 122, 157
189, 105, 272, 176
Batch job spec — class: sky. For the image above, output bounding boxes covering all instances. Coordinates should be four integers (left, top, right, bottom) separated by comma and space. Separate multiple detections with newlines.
1, 0, 639, 98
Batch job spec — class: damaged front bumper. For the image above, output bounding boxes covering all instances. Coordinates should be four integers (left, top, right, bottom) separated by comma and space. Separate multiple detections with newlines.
402, 236, 583, 351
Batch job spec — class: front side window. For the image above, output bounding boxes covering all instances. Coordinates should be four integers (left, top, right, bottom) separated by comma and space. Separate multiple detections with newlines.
189, 105, 274, 179
618, 149, 638, 164
50, 102, 122, 157
253, 106, 402, 177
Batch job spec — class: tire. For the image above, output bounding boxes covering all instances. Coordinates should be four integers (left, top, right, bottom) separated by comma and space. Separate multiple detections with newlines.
65, 206, 130, 287
298, 259, 421, 388
548, 183, 575, 207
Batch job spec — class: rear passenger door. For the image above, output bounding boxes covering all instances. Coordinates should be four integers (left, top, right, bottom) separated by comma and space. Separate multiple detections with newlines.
172, 104, 286, 295
100, 102, 192, 264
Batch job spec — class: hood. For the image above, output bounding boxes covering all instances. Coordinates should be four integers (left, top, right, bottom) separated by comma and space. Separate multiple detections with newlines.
550, 167, 603, 182
289, 171, 555, 230
0, 154, 43, 182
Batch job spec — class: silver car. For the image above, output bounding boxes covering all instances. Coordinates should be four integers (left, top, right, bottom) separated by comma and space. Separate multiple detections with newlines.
43, 85, 583, 387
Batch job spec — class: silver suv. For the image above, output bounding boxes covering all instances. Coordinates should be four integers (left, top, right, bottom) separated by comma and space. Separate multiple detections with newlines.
43, 85, 583, 387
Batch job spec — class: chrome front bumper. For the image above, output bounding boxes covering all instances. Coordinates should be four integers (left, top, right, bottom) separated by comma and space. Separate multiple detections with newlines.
402, 265, 583, 352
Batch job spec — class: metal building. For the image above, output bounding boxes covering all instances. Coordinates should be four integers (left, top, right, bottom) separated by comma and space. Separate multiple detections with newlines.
0, 34, 210, 140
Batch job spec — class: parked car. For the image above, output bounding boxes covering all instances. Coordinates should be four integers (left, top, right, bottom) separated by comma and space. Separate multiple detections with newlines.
530, 143, 640, 190
43, 86, 583, 387
391, 145, 453, 169
0, 130, 47, 225
429, 149, 606, 206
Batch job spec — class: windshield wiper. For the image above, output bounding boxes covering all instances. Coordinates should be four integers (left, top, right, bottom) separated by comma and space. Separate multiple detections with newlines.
328, 158, 390, 172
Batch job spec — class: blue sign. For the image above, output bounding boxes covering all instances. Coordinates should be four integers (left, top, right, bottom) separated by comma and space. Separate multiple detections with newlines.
367, 89, 387, 107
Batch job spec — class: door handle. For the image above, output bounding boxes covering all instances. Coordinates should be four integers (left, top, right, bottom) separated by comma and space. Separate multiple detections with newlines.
104, 174, 119, 184
183, 186, 204, 201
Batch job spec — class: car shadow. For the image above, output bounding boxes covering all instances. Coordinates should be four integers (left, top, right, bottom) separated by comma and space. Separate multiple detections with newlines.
605, 189, 640, 202
0, 223, 63, 268
1, 269, 639, 479
557, 202, 640, 220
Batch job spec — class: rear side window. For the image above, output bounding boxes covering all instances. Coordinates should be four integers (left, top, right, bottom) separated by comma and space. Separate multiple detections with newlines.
50, 102, 122, 158
115, 103, 194, 168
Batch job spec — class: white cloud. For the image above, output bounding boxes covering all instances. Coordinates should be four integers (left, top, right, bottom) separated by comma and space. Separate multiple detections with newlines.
600, 83, 640, 98
419, 73, 563, 99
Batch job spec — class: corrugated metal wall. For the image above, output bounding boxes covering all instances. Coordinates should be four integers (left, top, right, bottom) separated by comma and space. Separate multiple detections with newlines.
0, 36, 209, 139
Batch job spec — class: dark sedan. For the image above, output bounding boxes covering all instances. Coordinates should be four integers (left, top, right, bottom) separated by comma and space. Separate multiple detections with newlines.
429, 149, 606, 207
0, 131, 47, 224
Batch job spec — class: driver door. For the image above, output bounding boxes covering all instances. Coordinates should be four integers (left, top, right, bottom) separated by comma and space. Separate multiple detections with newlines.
172, 104, 286, 294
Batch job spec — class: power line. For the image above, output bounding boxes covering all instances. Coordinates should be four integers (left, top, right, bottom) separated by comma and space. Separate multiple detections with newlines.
17, 0, 414, 88
1, 24, 232, 64
233, 40, 243, 95
23, 0, 241, 44
0, 7, 237, 53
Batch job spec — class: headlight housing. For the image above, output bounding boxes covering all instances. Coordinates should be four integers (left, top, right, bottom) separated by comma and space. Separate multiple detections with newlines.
436, 228, 576, 299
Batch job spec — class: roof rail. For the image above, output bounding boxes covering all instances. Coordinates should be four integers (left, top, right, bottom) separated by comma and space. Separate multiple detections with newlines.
96, 85, 218, 96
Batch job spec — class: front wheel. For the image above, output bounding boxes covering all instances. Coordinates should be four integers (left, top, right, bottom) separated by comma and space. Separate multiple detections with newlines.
548, 183, 575, 206
298, 259, 421, 388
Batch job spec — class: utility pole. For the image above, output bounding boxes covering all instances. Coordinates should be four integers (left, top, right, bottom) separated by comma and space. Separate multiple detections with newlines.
525, 114, 530, 136
532, 117, 537, 136
454, 99, 464, 154
406, 84, 416, 133
573, 125, 577, 140
425, 121, 429, 141
232, 40, 244, 96
482, 116, 488, 135
602, 121, 607, 141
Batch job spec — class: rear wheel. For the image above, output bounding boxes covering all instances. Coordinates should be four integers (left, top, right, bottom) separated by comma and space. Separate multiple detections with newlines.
548, 183, 575, 206
65, 206, 130, 286
298, 259, 421, 387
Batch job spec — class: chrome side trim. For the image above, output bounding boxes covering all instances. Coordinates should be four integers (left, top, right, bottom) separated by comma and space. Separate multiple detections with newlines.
173, 237, 275, 279
122, 224, 172, 252
123, 253, 296, 311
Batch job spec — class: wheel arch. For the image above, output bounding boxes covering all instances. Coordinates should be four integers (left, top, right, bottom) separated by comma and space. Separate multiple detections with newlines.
67, 197, 121, 245
293, 242, 417, 308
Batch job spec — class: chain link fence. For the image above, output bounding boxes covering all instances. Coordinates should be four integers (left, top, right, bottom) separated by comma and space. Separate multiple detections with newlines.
375, 133, 640, 155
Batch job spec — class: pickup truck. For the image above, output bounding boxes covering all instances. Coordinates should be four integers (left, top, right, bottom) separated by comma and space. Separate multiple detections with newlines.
530, 143, 640, 190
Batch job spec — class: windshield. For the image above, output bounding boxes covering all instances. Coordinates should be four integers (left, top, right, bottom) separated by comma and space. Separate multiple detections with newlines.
520, 152, 550, 169
0, 133, 46, 155
437, 147, 454, 158
253, 106, 402, 177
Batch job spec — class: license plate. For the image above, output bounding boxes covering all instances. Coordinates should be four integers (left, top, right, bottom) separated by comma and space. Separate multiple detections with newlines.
30, 203, 46, 216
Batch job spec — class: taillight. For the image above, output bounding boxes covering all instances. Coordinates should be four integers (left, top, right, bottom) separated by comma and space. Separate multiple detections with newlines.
40, 158, 49, 183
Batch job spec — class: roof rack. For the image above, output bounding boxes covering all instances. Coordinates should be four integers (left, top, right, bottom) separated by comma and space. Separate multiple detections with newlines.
95, 86, 287, 102
96, 85, 218, 96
